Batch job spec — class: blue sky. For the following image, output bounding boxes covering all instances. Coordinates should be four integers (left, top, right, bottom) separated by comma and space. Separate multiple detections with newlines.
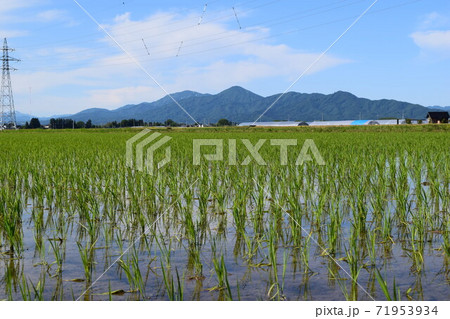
1, 0, 449, 116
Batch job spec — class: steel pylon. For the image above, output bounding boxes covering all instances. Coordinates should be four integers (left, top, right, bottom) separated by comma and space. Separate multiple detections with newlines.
1, 38, 20, 129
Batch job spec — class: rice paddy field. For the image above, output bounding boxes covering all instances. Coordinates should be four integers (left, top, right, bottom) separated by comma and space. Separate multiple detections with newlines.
0, 125, 449, 301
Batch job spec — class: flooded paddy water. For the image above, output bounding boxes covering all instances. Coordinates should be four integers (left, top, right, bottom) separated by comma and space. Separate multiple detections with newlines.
0, 127, 449, 300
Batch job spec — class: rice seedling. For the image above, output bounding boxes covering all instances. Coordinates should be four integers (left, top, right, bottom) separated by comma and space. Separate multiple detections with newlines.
0, 126, 448, 300
161, 265, 184, 301
29, 274, 46, 301
48, 239, 63, 275
19, 274, 32, 301
211, 255, 232, 300
118, 248, 146, 297
77, 240, 97, 283
374, 268, 401, 301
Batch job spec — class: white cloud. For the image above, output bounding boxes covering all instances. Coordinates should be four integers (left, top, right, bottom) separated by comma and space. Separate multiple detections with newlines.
14, 11, 350, 115
0, 0, 41, 14
419, 12, 449, 30
0, 29, 28, 38
411, 12, 450, 57
37, 9, 70, 23
0, 0, 45, 38
0, 0, 45, 24
99, 12, 349, 90
87, 86, 164, 107
411, 30, 450, 52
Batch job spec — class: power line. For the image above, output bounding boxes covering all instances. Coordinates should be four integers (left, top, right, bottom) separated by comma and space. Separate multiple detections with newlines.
15, 0, 282, 51
198, 3, 208, 25
176, 41, 184, 57
232, 7, 242, 29
142, 38, 150, 55
19, 0, 423, 73
72, 0, 200, 125
17, 0, 369, 66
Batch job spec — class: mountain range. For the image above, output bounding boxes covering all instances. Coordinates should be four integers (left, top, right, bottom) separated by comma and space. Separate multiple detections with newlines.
16, 86, 449, 125
428, 106, 450, 112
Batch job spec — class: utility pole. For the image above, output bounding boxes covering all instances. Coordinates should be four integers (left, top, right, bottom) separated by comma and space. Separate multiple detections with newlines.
1, 38, 20, 129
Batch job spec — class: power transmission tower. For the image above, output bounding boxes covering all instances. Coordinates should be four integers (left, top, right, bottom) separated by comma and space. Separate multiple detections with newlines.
1, 38, 20, 129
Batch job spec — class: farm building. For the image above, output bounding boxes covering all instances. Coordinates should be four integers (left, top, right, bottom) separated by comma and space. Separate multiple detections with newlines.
376, 119, 406, 125
308, 120, 353, 126
426, 111, 449, 124
238, 119, 417, 127
307, 120, 379, 126
238, 121, 308, 127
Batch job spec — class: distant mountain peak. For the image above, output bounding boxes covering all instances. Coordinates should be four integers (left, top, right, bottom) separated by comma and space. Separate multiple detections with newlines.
332, 90, 356, 98
217, 86, 263, 102
220, 86, 260, 94
428, 105, 450, 112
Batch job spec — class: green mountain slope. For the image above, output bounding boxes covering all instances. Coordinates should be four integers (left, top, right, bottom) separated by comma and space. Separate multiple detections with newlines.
55, 86, 434, 124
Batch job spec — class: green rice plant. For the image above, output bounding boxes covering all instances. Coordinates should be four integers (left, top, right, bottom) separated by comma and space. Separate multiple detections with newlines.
443, 219, 450, 257
0, 189, 23, 255
326, 200, 341, 255
77, 240, 97, 283
406, 227, 424, 273
212, 255, 232, 300
161, 264, 184, 301
156, 236, 172, 270
301, 231, 312, 274
374, 268, 401, 301
231, 197, 247, 235
29, 275, 46, 301
19, 274, 32, 301
366, 228, 377, 266
330, 267, 351, 301
3, 259, 18, 301
118, 249, 146, 297
0, 126, 448, 300
381, 209, 393, 243
48, 239, 63, 275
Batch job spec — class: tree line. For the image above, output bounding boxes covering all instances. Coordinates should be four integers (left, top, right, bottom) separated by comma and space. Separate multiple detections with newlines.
23, 118, 235, 129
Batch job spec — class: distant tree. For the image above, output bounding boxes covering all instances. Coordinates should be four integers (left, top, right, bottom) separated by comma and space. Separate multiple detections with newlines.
24, 121, 30, 129
217, 118, 232, 126
104, 121, 119, 128
29, 118, 41, 129
85, 119, 92, 129
406, 118, 412, 124
49, 118, 75, 129
76, 121, 85, 128
165, 119, 178, 127
418, 119, 423, 124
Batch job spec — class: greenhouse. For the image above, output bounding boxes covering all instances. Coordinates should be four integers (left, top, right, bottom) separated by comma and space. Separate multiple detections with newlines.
308, 120, 380, 126
376, 119, 407, 125
308, 120, 354, 126
238, 121, 308, 127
